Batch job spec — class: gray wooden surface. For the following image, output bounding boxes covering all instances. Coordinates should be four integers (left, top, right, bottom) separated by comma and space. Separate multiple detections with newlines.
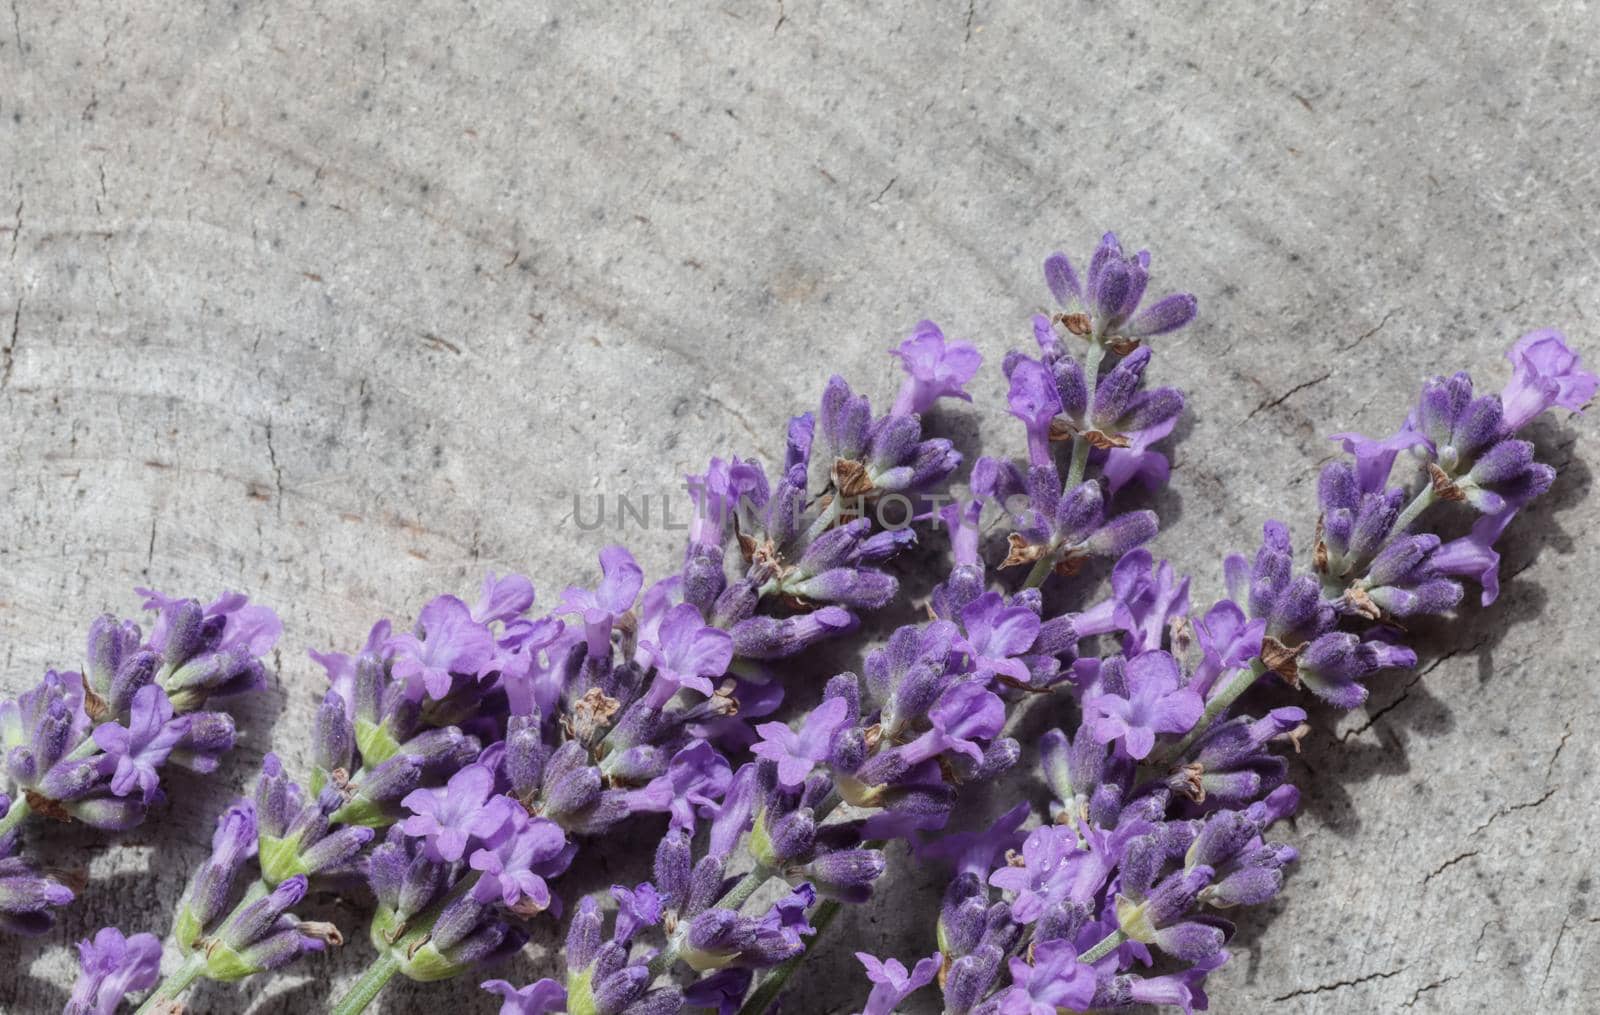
3, 2, 1597, 1012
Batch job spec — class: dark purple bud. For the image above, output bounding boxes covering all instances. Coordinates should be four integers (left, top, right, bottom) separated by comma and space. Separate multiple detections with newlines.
593, 966, 650, 1015
396, 852, 447, 921
655, 830, 692, 911
1053, 354, 1088, 419
168, 710, 236, 775
1153, 918, 1228, 962
938, 874, 989, 957
542, 761, 603, 822
159, 600, 207, 668
504, 715, 545, 800
300, 825, 375, 877
1044, 251, 1083, 308
430, 894, 490, 951
66, 794, 146, 831
1086, 510, 1158, 557
942, 944, 1002, 1015
1451, 394, 1505, 463
686, 907, 741, 955
1126, 292, 1198, 337
352, 654, 388, 727
1092, 347, 1152, 427
1347, 489, 1405, 561
789, 568, 897, 610
620, 987, 684, 1015
444, 918, 527, 970
106, 649, 160, 718
1035, 900, 1090, 945
608, 746, 667, 785
803, 848, 885, 902
1369, 578, 1463, 617
883, 662, 944, 733
218, 876, 306, 950
1187, 811, 1257, 870
365, 837, 410, 910
314, 691, 355, 777
361, 755, 424, 805
87, 615, 143, 697
401, 726, 480, 779
730, 607, 858, 659
565, 895, 604, 972
35, 757, 108, 801
711, 577, 762, 629
682, 546, 728, 615
685, 855, 730, 917
759, 809, 816, 867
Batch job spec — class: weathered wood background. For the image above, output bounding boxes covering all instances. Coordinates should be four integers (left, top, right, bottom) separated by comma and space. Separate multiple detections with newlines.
3, 2, 1597, 1012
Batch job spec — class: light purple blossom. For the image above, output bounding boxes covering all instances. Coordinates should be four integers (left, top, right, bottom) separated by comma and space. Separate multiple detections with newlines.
559, 546, 645, 656
998, 939, 1096, 1014
1084, 651, 1201, 760
642, 602, 734, 702
401, 763, 513, 862
751, 696, 850, 787
468, 808, 572, 911
471, 572, 536, 625
988, 824, 1079, 923
92, 684, 189, 802
890, 320, 982, 417
955, 592, 1041, 685
388, 596, 497, 700
1500, 328, 1597, 431
481, 978, 566, 1015
65, 926, 162, 1015
901, 681, 1006, 765
856, 950, 941, 1015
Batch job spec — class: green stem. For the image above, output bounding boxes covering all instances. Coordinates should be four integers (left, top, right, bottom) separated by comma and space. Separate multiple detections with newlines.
737, 899, 843, 1015
1390, 484, 1437, 536
0, 794, 31, 837
132, 954, 206, 1015
719, 865, 772, 911
330, 951, 403, 1015
799, 496, 845, 548
1022, 553, 1056, 590
1077, 928, 1127, 963
1154, 659, 1269, 766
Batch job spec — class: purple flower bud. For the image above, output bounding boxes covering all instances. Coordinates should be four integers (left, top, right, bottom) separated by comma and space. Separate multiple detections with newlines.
788, 568, 897, 610
217, 875, 307, 951
1126, 292, 1198, 337
1092, 346, 1152, 428
65, 794, 146, 831
730, 606, 857, 659
654, 831, 692, 913
1154, 917, 1229, 962
936, 873, 988, 948
942, 943, 1003, 1015
803, 848, 886, 903
314, 691, 355, 778
105, 650, 160, 719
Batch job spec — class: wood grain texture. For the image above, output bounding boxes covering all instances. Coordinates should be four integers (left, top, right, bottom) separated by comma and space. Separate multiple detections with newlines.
2, 1, 1597, 1012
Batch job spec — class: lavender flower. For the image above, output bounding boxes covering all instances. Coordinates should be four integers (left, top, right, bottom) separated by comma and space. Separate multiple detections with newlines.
64, 926, 161, 1015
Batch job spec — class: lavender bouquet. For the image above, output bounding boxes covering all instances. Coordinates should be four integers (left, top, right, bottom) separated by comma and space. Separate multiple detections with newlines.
52, 234, 1592, 1015
1, 589, 279, 941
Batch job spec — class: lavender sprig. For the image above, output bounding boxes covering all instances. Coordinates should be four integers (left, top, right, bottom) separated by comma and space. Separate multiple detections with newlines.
0, 589, 279, 935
